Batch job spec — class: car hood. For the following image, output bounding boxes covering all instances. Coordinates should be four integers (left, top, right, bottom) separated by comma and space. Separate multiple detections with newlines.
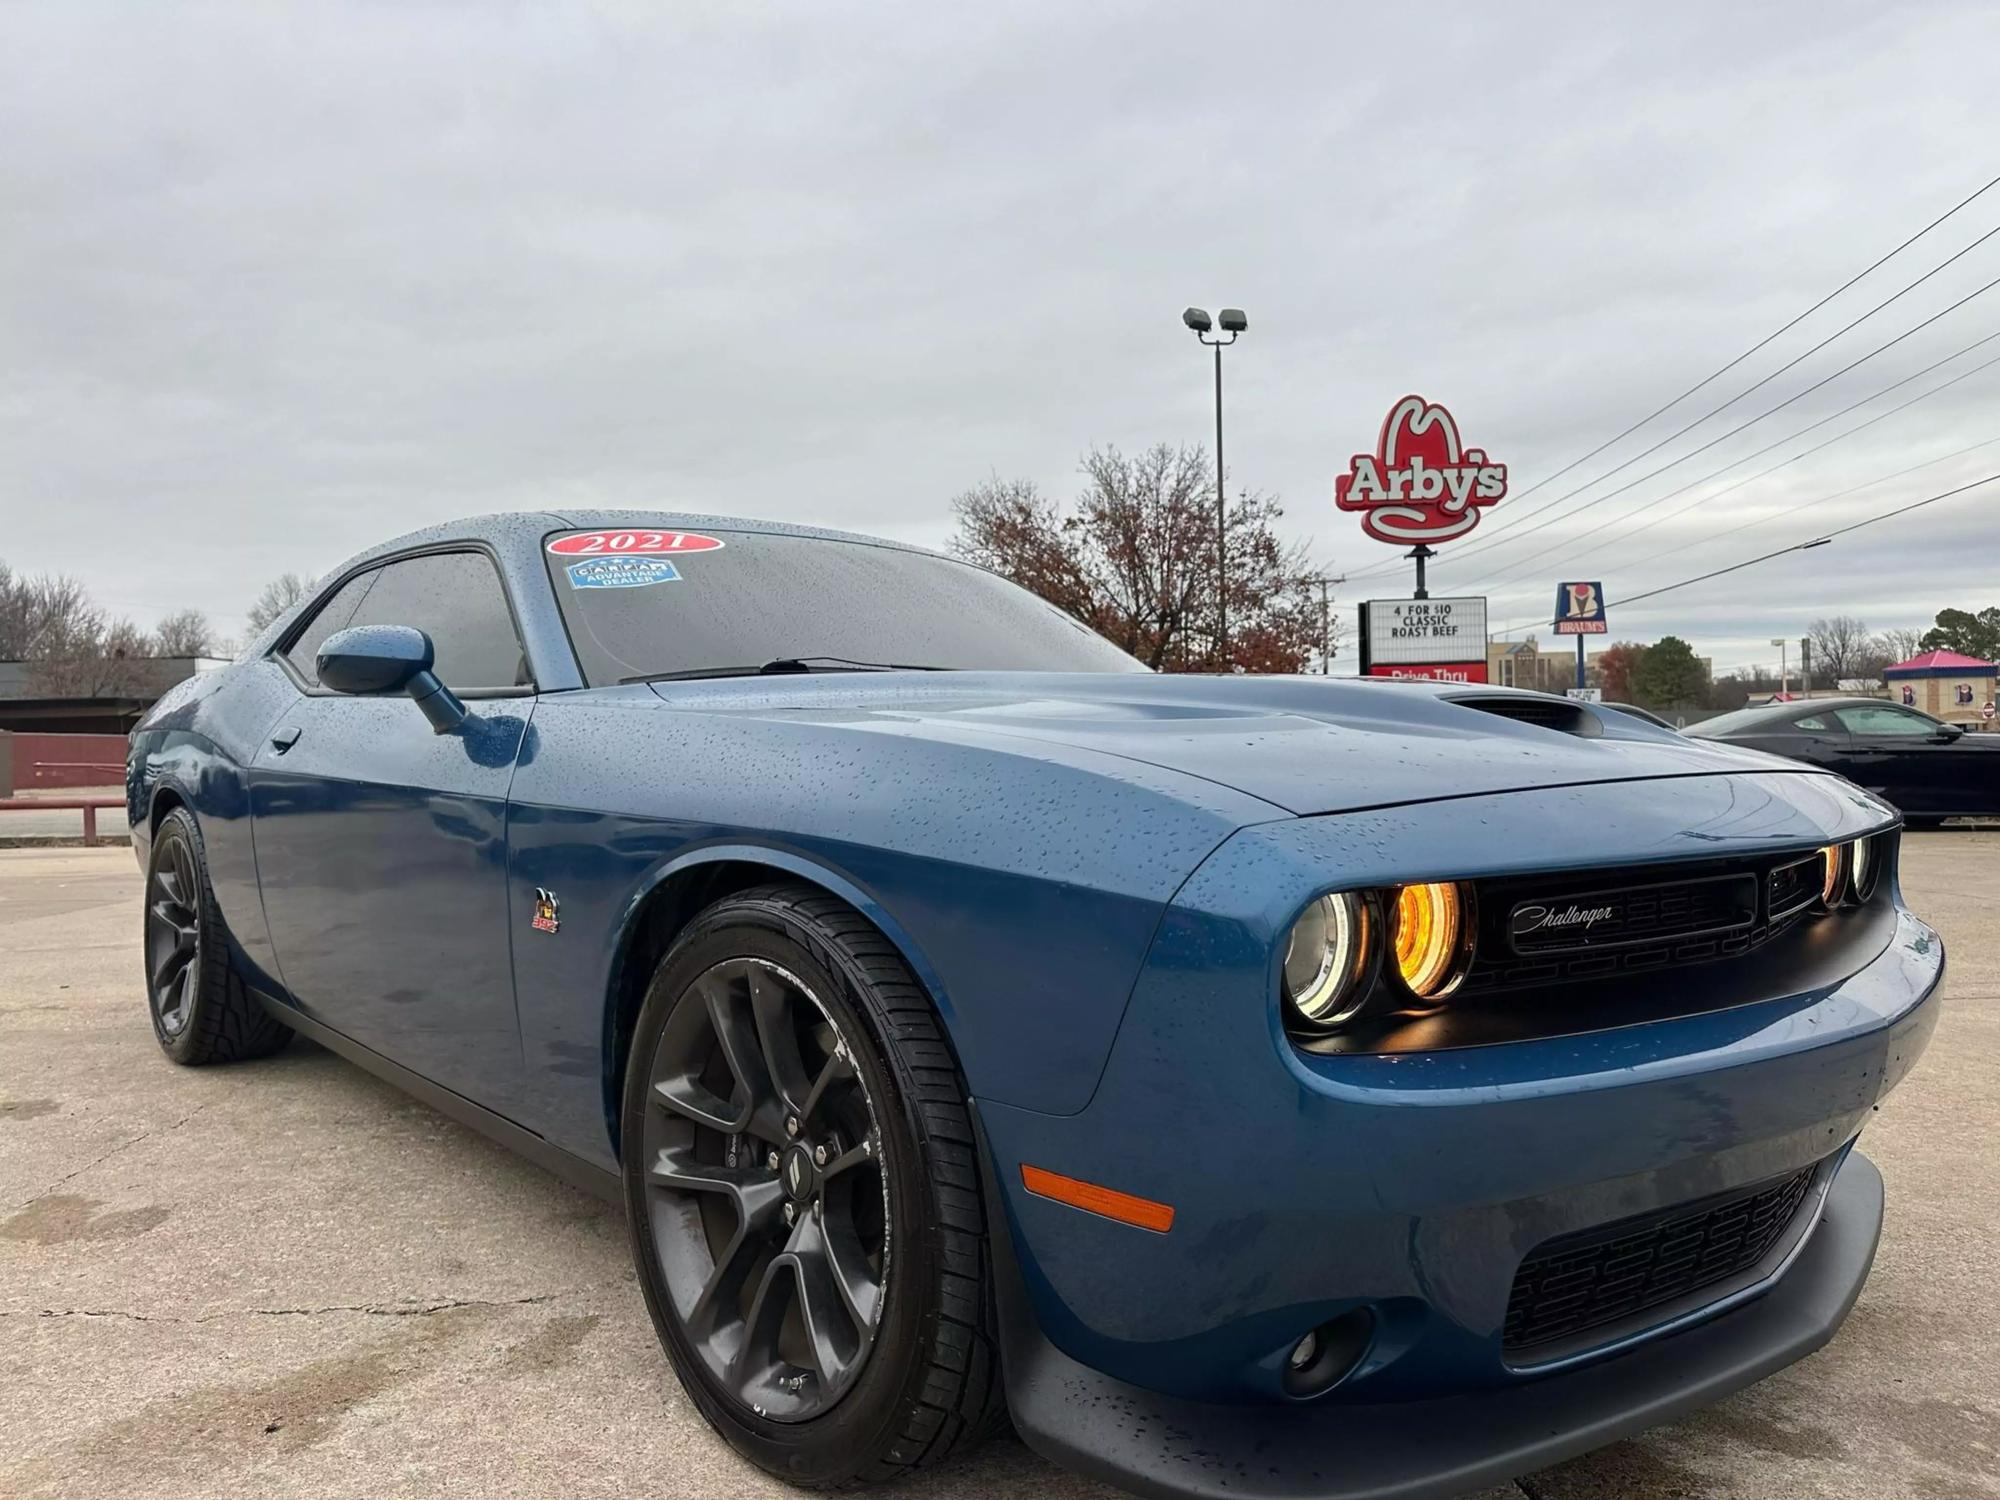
647, 672, 1812, 817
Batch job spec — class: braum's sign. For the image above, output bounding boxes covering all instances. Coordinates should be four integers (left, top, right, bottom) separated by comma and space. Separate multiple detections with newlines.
1335, 396, 1507, 545
1553, 581, 1608, 635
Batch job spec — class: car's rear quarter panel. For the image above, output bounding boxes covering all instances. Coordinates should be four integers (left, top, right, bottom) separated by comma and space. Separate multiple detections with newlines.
126, 657, 301, 996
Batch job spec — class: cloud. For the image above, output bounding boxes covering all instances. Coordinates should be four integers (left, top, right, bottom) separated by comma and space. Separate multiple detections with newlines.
2, 0, 1997, 672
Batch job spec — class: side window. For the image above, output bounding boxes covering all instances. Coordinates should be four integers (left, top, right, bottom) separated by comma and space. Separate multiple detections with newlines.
1792, 714, 1829, 731
343, 551, 530, 692
282, 572, 378, 686
1835, 705, 1936, 737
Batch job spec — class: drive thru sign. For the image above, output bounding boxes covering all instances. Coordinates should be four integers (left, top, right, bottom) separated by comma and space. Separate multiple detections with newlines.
1358, 596, 1489, 683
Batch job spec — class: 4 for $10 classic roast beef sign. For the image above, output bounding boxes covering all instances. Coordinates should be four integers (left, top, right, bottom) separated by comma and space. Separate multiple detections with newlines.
1335, 395, 1507, 544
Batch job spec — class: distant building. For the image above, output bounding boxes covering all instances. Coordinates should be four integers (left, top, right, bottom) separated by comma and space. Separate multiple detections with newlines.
1881, 650, 1998, 729
1488, 636, 1573, 693
1487, 635, 1713, 696
0, 657, 229, 734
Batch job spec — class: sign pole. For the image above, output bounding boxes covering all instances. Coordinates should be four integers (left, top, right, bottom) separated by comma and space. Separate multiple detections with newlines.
1575, 636, 1585, 691
1407, 544, 1434, 601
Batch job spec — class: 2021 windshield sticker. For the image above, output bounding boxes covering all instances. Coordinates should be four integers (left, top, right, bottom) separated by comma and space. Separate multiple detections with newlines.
566, 557, 681, 589
547, 530, 725, 556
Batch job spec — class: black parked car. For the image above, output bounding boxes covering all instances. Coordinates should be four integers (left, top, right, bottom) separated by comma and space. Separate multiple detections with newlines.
1600, 701, 1681, 732
1688, 696, 1998, 827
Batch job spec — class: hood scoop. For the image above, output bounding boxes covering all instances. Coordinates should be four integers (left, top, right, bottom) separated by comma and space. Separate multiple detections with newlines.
1443, 694, 1603, 737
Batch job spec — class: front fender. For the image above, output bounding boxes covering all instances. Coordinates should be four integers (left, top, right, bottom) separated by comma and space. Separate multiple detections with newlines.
502, 686, 1286, 1166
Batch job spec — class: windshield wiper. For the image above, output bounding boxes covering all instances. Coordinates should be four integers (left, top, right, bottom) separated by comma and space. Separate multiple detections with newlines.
625, 656, 955, 684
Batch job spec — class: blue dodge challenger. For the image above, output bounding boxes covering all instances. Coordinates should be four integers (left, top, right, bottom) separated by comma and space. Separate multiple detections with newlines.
128, 512, 1942, 1498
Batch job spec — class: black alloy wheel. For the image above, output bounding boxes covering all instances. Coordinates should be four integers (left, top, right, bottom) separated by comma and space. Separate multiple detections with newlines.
622, 884, 1006, 1487
142, 807, 293, 1065
146, 832, 203, 1038
639, 955, 889, 1420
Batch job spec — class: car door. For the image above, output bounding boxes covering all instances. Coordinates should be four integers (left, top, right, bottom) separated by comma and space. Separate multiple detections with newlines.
1831, 702, 1958, 815
249, 548, 536, 1103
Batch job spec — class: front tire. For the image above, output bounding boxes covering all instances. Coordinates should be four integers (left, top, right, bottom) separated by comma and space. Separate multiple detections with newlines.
143, 807, 292, 1065
621, 884, 1004, 1487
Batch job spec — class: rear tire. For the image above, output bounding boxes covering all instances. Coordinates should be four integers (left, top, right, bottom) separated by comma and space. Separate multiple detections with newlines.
143, 807, 292, 1065
621, 883, 1005, 1487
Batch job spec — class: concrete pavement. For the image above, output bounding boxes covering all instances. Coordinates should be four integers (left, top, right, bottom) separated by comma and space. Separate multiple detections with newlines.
2, 837, 1995, 1499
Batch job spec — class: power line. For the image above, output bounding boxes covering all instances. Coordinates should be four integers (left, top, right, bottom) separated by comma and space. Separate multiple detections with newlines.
1347, 173, 2000, 581
1491, 171, 2000, 511
1415, 263, 2000, 580
1463, 332, 2000, 594
1488, 471, 1999, 634
1595, 431, 2000, 575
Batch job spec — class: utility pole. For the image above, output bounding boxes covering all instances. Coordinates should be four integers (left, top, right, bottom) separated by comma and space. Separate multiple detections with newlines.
1772, 637, 1789, 698
1312, 573, 1346, 674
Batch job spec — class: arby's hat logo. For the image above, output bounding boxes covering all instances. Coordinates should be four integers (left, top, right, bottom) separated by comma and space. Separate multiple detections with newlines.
1335, 396, 1507, 545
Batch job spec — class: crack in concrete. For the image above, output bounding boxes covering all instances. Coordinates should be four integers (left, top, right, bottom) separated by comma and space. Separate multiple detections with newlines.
6, 1102, 213, 1212
16, 1293, 562, 1324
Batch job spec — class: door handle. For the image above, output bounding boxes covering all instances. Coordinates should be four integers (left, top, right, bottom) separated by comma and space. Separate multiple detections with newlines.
270, 725, 302, 753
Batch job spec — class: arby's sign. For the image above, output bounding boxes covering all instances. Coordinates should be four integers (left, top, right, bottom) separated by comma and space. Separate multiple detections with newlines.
1335, 396, 1507, 545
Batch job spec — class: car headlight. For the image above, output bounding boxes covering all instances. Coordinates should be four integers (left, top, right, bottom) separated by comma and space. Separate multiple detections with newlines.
1282, 892, 1373, 1028
1390, 881, 1471, 1000
1851, 833, 1883, 904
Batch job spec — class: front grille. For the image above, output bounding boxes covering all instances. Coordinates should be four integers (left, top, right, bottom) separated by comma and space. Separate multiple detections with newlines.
1502, 1165, 1819, 1356
1462, 850, 1829, 996
1767, 854, 1821, 921
1505, 873, 1757, 956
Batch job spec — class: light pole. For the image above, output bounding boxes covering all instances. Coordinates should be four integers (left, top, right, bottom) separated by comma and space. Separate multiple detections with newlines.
1772, 637, 1789, 699
1183, 306, 1246, 667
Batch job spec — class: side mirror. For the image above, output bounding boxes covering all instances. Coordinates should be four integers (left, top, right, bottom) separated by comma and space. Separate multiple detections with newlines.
1930, 724, 1964, 743
317, 625, 467, 734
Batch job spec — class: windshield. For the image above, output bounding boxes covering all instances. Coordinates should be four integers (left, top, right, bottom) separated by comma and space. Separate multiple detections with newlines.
544, 527, 1145, 685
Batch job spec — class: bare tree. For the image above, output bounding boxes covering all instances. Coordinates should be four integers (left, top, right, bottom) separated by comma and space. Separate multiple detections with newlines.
247, 572, 313, 634
0, 559, 191, 696
0, 566, 97, 661
1806, 616, 1873, 687
1873, 626, 1924, 666
26, 605, 155, 697
952, 444, 1323, 673
152, 607, 216, 657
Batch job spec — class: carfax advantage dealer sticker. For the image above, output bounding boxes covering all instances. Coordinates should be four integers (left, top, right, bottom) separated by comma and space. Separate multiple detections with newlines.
550, 530, 724, 587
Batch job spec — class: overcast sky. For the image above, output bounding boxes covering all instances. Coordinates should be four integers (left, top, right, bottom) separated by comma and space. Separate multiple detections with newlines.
4, 1, 1999, 674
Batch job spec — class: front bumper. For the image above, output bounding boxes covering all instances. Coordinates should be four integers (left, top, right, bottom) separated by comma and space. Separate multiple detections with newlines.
995, 1149, 1885, 1500
969, 775, 1941, 1495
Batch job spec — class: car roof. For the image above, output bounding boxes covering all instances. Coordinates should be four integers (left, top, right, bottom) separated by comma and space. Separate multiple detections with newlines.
358, 510, 947, 563
243, 510, 969, 667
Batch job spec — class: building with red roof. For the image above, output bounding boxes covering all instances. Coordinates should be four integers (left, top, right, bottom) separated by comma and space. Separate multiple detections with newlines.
1882, 649, 1998, 728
